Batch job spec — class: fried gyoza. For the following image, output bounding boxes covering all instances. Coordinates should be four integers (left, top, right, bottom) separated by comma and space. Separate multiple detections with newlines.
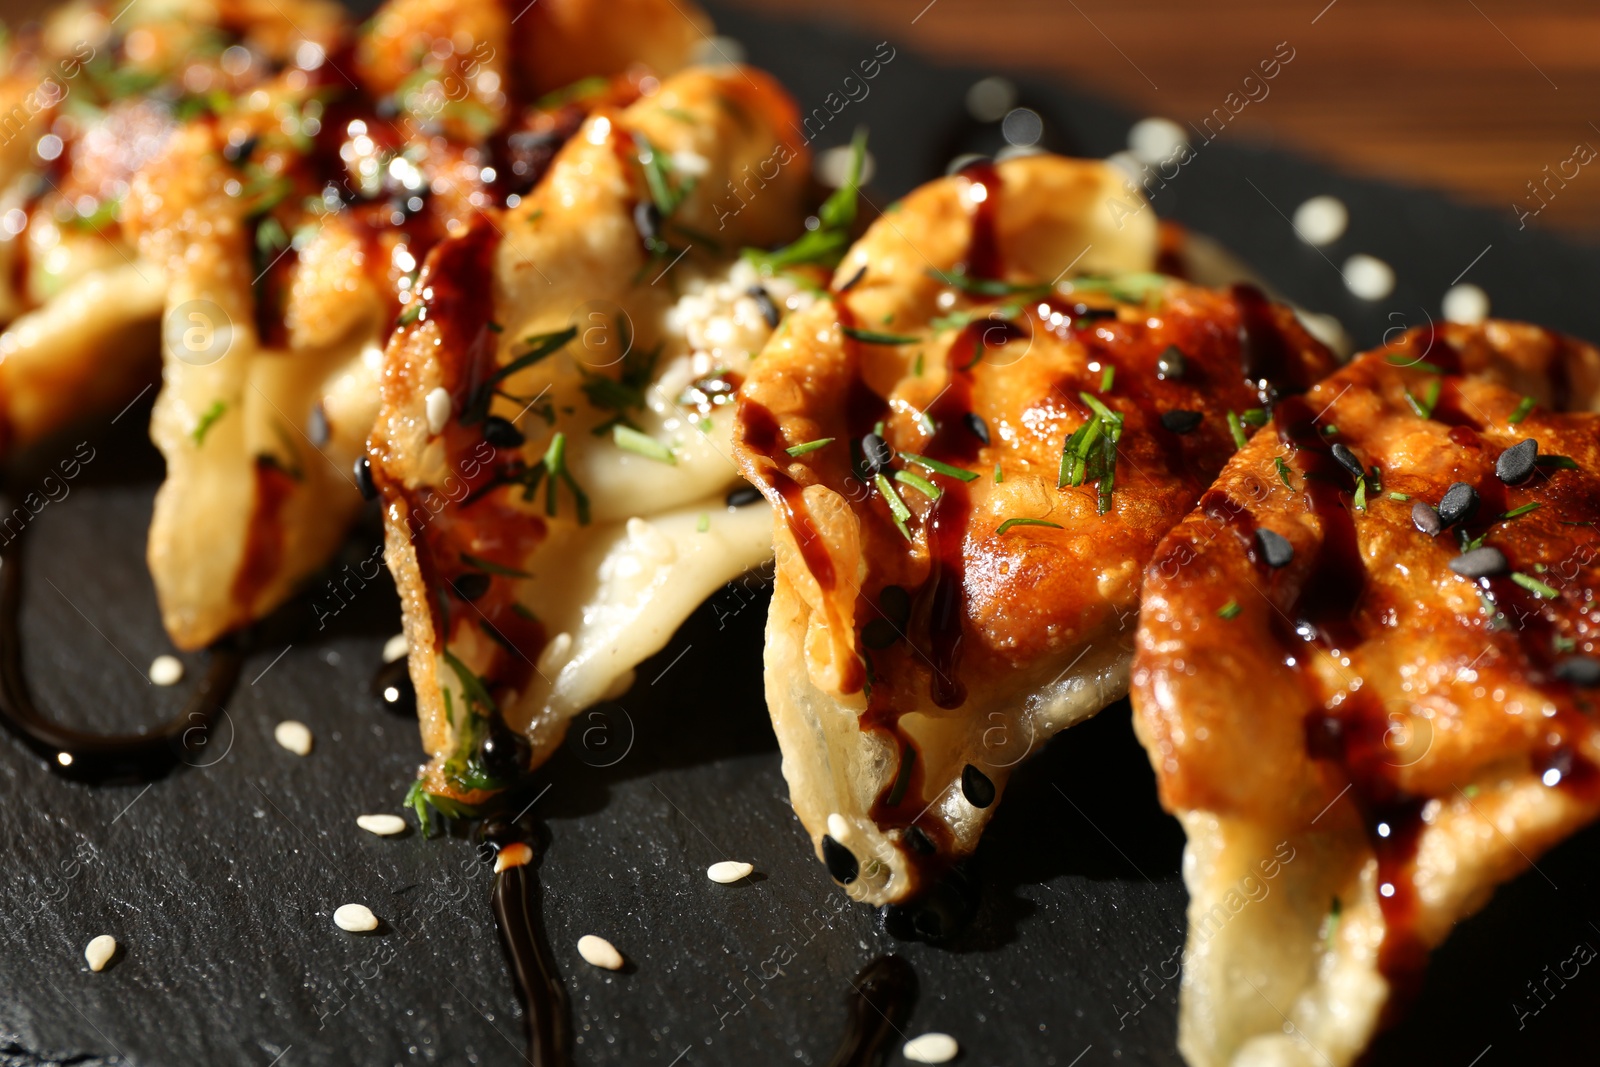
0, 0, 349, 450
368, 65, 809, 813
730, 155, 1338, 906
127, 0, 709, 648
1132, 323, 1600, 1067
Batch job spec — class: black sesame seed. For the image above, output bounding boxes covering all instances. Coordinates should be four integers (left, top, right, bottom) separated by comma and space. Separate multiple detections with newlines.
862, 618, 899, 649
222, 135, 258, 163
478, 718, 531, 781
726, 485, 763, 507
355, 456, 377, 501
862, 432, 893, 474
747, 285, 781, 329
1438, 482, 1479, 527
964, 411, 991, 445
1330, 443, 1365, 483
878, 585, 911, 627
1554, 656, 1600, 688
960, 764, 996, 808
1411, 500, 1442, 536
837, 263, 867, 293
903, 825, 936, 855
1156, 346, 1187, 380
632, 200, 661, 245
1496, 438, 1538, 485
821, 834, 859, 884
370, 658, 416, 717
1449, 546, 1509, 579
1160, 409, 1203, 434
452, 572, 492, 601
1255, 528, 1294, 569
483, 415, 525, 448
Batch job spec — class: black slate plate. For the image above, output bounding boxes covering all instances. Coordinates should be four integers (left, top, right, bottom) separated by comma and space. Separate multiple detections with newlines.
4, 7, 1600, 1066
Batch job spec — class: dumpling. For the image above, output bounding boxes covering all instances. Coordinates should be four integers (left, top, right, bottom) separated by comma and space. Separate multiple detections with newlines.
124, 0, 708, 648
729, 154, 1339, 909
1131, 322, 1600, 1067
367, 64, 810, 817
0, 0, 349, 450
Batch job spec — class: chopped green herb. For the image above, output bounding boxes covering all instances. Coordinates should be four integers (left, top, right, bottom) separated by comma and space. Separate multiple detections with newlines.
994, 462, 1003, 484
926, 267, 1051, 299
1508, 396, 1536, 424
191, 400, 227, 446
255, 216, 289, 257
1388, 492, 1411, 502
900, 452, 980, 482
1512, 572, 1560, 599
1386, 353, 1443, 373
1240, 408, 1269, 428
540, 432, 590, 523
1352, 477, 1367, 511
913, 351, 925, 376
1100, 365, 1115, 393
1405, 377, 1442, 419
459, 552, 531, 579
915, 410, 936, 437
1218, 599, 1242, 620
1555, 634, 1577, 654
1071, 273, 1169, 303
841, 326, 919, 345
893, 469, 941, 501
1226, 411, 1249, 450
1058, 393, 1123, 514
875, 472, 913, 541
459, 327, 578, 425
743, 127, 866, 271
995, 517, 1063, 535
1322, 424, 1339, 436
785, 437, 835, 457
1502, 502, 1542, 520
1275, 456, 1295, 490
613, 424, 677, 464
397, 302, 423, 326
1538, 455, 1580, 470
696, 512, 710, 532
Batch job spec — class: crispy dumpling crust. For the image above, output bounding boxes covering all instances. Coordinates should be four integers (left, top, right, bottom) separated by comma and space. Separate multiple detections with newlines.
1132, 322, 1600, 1067
732, 155, 1338, 905
370, 65, 807, 806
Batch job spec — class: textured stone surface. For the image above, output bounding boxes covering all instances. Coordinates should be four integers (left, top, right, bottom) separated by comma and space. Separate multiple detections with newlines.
3, 7, 1600, 1066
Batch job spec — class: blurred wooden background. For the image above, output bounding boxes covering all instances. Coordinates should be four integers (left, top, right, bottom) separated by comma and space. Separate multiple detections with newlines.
723, 0, 1600, 239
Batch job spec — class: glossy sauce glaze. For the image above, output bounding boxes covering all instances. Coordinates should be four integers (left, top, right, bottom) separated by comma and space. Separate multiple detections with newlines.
1269, 337, 1600, 991
822, 954, 917, 1067
0, 486, 243, 782
482, 818, 571, 1067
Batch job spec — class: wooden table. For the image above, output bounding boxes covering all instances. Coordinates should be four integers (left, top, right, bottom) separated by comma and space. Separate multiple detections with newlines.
721, 0, 1600, 239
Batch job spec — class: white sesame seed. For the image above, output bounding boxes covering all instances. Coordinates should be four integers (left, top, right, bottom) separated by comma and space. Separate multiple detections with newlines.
149, 655, 184, 686
381, 633, 409, 663
1127, 117, 1187, 165
577, 934, 625, 970
424, 387, 451, 435
494, 842, 534, 872
706, 861, 754, 884
333, 903, 378, 932
1293, 195, 1348, 247
1442, 283, 1490, 325
274, 720, 313, 756
903, 1032, 960, 1063
1342, 254, 1395, 301
356, 814, 407, 836
84, 934, 117, 972
826, 812, 850, 841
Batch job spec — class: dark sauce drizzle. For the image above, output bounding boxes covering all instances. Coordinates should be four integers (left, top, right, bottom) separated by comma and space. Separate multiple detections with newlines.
482, 818, 572, 1067
823, 955, 917, 1067
0, 500, 243, 782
